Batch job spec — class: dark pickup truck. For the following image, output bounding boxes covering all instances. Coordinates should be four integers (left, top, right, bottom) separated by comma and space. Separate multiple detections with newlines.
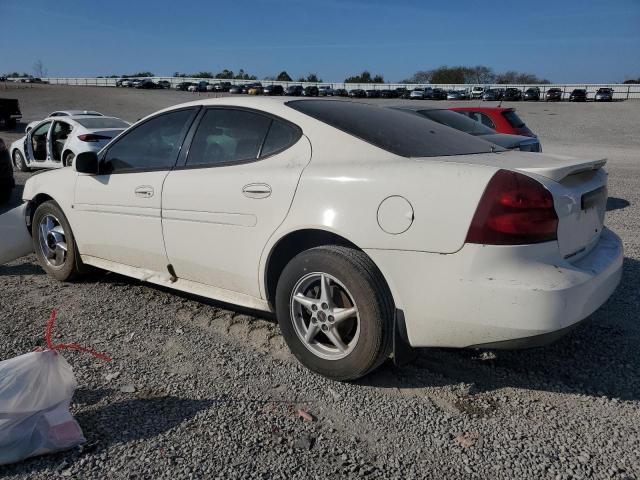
0, 98, 22, 129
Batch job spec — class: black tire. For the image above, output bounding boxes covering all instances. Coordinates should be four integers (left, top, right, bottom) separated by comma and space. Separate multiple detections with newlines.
32, 201, 88, 281
12, 149, 30, 172
63, 151, 75, 167
276, 245, 394, 381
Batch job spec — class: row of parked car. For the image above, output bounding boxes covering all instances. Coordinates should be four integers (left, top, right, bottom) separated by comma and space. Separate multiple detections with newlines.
471, 86, 615, 102
115, 78, 172, 89
120, 79, 617, 102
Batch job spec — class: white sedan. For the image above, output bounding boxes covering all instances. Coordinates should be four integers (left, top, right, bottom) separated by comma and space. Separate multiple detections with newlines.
10, 115, 129, 171
19, 97, 623, 380
25, 110, 104, 133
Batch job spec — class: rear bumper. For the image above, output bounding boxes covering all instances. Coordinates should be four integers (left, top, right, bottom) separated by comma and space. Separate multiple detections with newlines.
365, 228, 623, 348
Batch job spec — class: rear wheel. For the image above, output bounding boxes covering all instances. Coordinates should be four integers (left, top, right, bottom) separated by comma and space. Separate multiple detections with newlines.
63, 151, 75, 167
32, 201, 88, 281
12, 149, 30, 172
276, 246, 393, 381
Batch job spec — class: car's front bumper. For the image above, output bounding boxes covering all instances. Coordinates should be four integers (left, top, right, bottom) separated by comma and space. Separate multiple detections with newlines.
365, 228, 623, 348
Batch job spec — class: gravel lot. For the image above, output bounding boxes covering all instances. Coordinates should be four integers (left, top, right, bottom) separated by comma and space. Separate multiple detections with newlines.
1, 84, 639, 479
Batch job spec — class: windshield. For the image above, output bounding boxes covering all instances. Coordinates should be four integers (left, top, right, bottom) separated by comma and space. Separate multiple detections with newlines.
287, 100, 497, 157
416, 109, 495, 136
75, 117, 130, 129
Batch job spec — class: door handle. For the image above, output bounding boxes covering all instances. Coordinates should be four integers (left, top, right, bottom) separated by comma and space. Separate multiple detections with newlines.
242, 183, 271, 199
135, 186, 154, 198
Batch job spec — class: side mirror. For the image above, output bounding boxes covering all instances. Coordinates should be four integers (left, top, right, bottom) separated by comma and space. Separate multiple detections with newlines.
75, 151, 99, 174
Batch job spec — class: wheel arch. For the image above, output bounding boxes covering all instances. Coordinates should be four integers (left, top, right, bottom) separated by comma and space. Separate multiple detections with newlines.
25, 193, 55, 235
262, 228, 399, 311
11, 147, 25, 167
62, 149, 75, 165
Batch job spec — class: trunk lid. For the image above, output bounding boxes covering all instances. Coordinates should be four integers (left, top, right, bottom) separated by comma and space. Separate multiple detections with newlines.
432, 150, 608, 259
435, 150, 605, 182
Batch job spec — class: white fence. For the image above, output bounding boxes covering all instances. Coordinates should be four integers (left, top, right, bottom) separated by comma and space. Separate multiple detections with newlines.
7, 77, 640, 100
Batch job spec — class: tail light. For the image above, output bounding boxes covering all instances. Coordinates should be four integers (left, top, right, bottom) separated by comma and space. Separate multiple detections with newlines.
77, 134, 111, 142
466, 170, 558, 245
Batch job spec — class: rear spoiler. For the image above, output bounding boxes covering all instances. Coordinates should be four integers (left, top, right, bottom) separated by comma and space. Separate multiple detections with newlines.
518, 157, 606, 182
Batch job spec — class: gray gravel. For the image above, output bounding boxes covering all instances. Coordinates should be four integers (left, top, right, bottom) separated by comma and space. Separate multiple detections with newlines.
0, 84, 639, 479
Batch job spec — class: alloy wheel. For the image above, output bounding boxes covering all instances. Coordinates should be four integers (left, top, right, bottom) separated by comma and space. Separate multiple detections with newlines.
290, 272, 360, 360
38, 214, 68, 267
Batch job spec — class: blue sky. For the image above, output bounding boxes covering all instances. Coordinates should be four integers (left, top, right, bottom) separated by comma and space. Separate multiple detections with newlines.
2, 0, 639, 83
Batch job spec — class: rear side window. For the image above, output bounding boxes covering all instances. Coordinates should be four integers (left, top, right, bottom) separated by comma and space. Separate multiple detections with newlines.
261, 120, 301, 157
502, 110, 525, 128
102, 109, 195, 174
187, 109, 271, 166
463, 111, 496, 130
417, 109, 495, 135
287, 100, 494, 157
187, 109, 301, 166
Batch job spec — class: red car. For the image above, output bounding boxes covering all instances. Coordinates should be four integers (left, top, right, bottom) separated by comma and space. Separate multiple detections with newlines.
449, 107, 537, 138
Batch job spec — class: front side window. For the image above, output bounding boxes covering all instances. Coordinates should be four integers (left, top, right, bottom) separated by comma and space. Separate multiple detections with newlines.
32, 121, 51, 138
102, 109, 195, 174
186, 109, 299, 167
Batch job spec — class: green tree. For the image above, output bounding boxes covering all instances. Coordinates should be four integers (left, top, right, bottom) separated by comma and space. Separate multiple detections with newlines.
276, 71, 292, 81
216, 69, 234, 79
344, 71, 383, 83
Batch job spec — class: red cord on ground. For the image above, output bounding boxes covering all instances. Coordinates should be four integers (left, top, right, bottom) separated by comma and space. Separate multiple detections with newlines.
44, 309, 112, 362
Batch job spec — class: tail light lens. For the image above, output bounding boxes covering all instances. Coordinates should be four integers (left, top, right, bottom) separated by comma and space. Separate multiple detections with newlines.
466, 170, 558, 245
78, 134, 111, 142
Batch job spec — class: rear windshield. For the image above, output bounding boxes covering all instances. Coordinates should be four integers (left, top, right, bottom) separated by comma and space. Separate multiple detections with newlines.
416, 109, 495, 135
287, 100, 496, 157
75, 118, 129, 129
502, 110, 526, 128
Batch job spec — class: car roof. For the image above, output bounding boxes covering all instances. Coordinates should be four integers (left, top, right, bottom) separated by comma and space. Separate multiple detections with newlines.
42, 115, 124, 125
50, 110, 103, 116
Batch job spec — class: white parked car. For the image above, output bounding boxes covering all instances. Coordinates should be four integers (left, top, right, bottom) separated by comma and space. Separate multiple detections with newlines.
471, 86, 486, 99
10, 115, 130, 171
25, 110, 104, 133
18, 98, 622, 380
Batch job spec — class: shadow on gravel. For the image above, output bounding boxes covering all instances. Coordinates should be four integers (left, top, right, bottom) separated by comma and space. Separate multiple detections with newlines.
607, 197, 630, 212
86, 270, 275, 322
0, 262, 43, 276
74, 396, 216, 447
363, 256, 640, 402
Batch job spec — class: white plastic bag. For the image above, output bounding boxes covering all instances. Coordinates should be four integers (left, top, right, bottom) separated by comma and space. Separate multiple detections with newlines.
0, 310, 110, 465
0, 350, 85, 465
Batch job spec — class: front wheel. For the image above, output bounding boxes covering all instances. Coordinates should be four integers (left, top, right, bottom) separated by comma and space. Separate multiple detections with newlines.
12, 149, 30, 172
276, 245, 394, 381
32, 201, 88, 281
